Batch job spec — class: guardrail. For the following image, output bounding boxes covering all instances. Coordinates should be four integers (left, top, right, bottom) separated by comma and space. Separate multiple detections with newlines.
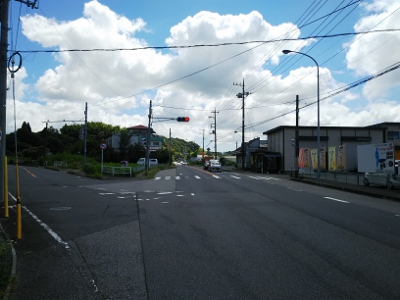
54, 161, 68, 167
102, 166, 132, 176
293, 169, 363, 185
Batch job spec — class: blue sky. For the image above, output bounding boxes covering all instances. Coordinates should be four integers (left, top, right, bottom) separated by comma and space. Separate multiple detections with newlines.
6, 0, 400, 152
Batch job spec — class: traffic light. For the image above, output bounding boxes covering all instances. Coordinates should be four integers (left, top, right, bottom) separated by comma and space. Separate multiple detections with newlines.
177, 117, 190, 122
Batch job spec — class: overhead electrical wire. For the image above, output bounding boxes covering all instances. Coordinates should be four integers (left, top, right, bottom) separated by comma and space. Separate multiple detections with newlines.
14, 30, 399, 55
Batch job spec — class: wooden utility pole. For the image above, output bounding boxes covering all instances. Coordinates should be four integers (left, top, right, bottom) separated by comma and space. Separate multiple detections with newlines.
0, 0, 10, 207
233, 79, 250, 170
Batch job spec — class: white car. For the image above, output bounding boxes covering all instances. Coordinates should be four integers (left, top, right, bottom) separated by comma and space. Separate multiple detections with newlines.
363, 172, 400, 189
208, 159, 222, 172
137, 158, 158, 166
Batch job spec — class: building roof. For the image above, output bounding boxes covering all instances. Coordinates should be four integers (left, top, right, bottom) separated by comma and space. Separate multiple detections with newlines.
127, 124, 155, 133
364, 122, 400, 129
262, 124, 389, 135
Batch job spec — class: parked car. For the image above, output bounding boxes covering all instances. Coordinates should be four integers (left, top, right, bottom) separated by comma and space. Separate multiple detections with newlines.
363, 172, 400, 189
208, 159, 222, 172
204, 160, 210, 170
137, 158, 158, 166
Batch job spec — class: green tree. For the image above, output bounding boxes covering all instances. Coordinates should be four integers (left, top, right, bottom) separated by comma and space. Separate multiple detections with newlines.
119, 129, 133, 160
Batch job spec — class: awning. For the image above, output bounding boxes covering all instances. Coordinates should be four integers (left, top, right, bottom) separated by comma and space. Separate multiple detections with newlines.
261, 153, 281, 158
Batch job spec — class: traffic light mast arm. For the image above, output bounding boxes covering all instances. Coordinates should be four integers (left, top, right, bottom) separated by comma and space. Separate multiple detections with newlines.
152, 117, 190, 122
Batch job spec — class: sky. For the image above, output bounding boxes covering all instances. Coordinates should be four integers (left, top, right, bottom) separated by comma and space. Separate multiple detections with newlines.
5, 0, 400, 153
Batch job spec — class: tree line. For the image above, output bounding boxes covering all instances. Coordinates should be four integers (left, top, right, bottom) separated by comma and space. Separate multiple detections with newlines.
6, 121, 202, 165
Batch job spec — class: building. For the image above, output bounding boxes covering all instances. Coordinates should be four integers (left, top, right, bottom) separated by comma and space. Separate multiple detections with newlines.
262, 122, 400, 173
105, 125, 164, 151
233, 137, 281, 173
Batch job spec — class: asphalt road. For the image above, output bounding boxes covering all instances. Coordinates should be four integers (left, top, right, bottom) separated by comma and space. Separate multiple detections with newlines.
3, 165, 400, 299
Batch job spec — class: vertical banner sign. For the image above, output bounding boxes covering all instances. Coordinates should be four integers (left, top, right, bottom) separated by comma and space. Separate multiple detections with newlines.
303, 148, 310, 168
328, 146, 337, 170
311, 148, 318, 170
298, 148, 305, 168
337, 144, 346, 170
320, 147, 326, 170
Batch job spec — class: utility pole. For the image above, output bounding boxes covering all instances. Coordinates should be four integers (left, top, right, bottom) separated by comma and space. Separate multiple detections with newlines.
169, 128, 171, 165
234, 79, 250, 170
295, 95, 299, 178
201, 128, 205, 159
84, 102, 88, 170
145, 100, 152, 172
209, 110, 218, 159
0, 0, 10, 207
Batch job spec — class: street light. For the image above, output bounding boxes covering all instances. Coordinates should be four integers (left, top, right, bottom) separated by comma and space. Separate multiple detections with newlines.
282, 49, 320, 180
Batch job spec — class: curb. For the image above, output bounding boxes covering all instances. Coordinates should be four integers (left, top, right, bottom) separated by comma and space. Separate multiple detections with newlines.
0, 221, 17, 300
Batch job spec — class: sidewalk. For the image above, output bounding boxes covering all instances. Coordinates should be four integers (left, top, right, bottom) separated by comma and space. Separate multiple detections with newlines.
294, 175, 400, 202
230, 167, 400, 202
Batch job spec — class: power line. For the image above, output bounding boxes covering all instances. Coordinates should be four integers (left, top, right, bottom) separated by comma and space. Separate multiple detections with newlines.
13, 30, 400, 54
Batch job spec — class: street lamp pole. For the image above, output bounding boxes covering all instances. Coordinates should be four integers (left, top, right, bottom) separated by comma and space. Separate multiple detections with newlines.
282, 50, 320, 180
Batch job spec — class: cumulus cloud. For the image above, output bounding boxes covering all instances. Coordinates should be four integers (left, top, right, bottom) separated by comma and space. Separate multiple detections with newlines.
7, 0, 400, 152
346, 0, 400, 99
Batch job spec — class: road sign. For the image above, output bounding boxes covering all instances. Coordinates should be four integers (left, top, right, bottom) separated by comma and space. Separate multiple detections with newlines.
100, 142, 107, 150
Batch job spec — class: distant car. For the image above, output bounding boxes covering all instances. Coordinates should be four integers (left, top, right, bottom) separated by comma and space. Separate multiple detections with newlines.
137, 158, 158, 167
208, 159, 222, 172
180, 161, 187, 165
363, 172, 400, 189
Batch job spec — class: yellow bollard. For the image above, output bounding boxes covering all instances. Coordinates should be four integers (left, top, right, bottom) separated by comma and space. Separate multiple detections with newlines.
4, 157, 8, 218
16, 156, 21, 239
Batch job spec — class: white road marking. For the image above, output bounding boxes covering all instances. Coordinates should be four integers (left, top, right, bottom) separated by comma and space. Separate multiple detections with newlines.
324, 197, 349, 203
165, 176, 171, 180
161, 202, 169, 204
194, 175, 201, 179
154, 177, 161, 180
231, 175, 241, 180
9, 192, 70, 249
176, 176, 181, 180
177, 195, 185, 197
212, 175, 221, 179
287, 187, 303, 191
158, 192, 172, 195
99, 193, 115, 195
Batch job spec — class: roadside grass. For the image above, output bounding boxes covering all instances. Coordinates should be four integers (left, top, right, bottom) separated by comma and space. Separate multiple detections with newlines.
0, 231, 12, 299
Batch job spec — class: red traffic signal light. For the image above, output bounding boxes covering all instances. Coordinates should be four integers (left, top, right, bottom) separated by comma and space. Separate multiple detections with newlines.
177, 117, 190, 122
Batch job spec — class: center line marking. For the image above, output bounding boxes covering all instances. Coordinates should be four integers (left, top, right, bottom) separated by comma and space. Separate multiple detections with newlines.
324, 197, 349, 203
